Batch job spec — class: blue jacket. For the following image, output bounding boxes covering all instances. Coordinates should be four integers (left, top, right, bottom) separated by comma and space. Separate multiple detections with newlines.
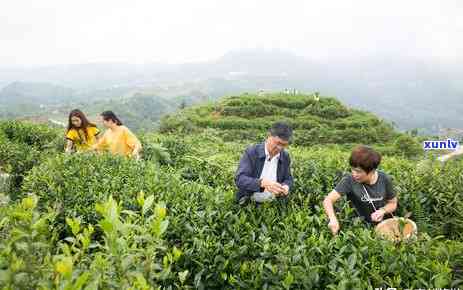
235, 142, 293, 201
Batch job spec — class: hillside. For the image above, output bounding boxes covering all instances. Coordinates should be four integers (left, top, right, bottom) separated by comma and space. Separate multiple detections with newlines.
0, 94, 462, 289
0, 81, 211, 132
0, 81, 74, 104
161, 93, 423, 157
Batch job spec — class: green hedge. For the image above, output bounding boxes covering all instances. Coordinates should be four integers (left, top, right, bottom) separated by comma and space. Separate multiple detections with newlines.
0, 121, 63, 191
22, 153, 172, 226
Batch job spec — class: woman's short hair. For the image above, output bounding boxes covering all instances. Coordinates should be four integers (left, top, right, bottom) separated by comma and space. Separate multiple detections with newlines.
349, 145, 381, 173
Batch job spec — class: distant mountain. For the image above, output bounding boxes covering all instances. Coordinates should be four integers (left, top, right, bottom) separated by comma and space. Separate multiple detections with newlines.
0, 81, 74, 105
0, 62, 170, 89
0, 50, 462, 134
72, 94, 178, 132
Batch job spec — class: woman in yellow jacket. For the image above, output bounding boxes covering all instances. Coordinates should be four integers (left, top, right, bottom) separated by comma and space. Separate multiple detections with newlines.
92, 111, 142, 159
65, 109, 100, 153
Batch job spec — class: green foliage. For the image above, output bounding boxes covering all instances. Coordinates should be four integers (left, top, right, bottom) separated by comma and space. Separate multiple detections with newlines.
141, 141, 172, 165
0, 194, 188, 289
0, 120, 60, 149
0, 195, 57, 289
22, 153, 172, 227
393, 134, 423, 158
160, 93, 422, 158
0, 139, 42, 189
394, 158, 463, 240
1, 90, 462, 288
0, 120, 63, 192
0, 173, 12, 195
140, 133, 192, 165
159, 113, 198, 134
2, 184, 463, 289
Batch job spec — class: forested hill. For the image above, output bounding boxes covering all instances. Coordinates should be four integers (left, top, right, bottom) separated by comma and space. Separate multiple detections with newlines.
160, 92, 423, 157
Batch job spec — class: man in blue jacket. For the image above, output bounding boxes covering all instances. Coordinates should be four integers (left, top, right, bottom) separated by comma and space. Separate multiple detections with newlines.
235, 122, 294, 205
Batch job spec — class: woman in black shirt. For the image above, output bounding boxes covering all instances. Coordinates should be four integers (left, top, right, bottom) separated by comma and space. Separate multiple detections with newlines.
323, 145, 398, 235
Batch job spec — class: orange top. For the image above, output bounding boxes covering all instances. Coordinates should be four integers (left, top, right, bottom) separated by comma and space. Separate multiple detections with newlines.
94, 125, 141, 157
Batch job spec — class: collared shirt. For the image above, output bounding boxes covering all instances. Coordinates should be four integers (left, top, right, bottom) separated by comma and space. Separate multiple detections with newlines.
252, 143, 280, 199
66, 126, 100, 152
259, 144, 280, 182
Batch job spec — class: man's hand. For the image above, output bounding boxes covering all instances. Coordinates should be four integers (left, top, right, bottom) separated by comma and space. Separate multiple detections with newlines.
371, 208, 386, 222
328, 218, 340, 235
261, 179, 284, 195
265, 184, 284, 196
280, 184, 289, 196
260, 178, 278, 188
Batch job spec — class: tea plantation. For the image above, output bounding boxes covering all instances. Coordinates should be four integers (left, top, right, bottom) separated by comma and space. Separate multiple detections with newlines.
0, 93, 462, 289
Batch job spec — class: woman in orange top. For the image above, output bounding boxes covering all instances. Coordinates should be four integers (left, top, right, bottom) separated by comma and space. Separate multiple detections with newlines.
93, 111, 142, 159
65, 109, 100, 153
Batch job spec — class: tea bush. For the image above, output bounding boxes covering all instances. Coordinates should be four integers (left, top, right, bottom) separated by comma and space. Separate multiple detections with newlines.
0, 194, 191, 289
1, 92, 462, 288
0, 120, 60, 150
2, 187, 463, 289
0, 139, 42, 189
0, 195, 57, 289
0, 120, 63, 192
160, 93, 422, 158
140, 133, 193, 165
22, 153, 192, 227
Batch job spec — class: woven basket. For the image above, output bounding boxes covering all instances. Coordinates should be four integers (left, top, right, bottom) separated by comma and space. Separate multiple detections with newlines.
375, 217, 417, 242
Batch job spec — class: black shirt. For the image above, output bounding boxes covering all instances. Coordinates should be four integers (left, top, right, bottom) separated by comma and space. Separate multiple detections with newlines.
334, 171, 396, 223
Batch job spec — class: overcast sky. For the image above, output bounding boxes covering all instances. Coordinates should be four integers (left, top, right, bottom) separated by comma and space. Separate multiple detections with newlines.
1, 0, 462, 66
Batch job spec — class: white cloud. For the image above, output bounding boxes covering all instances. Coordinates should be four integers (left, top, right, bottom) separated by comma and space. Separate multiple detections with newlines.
0, 0, 461, 65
